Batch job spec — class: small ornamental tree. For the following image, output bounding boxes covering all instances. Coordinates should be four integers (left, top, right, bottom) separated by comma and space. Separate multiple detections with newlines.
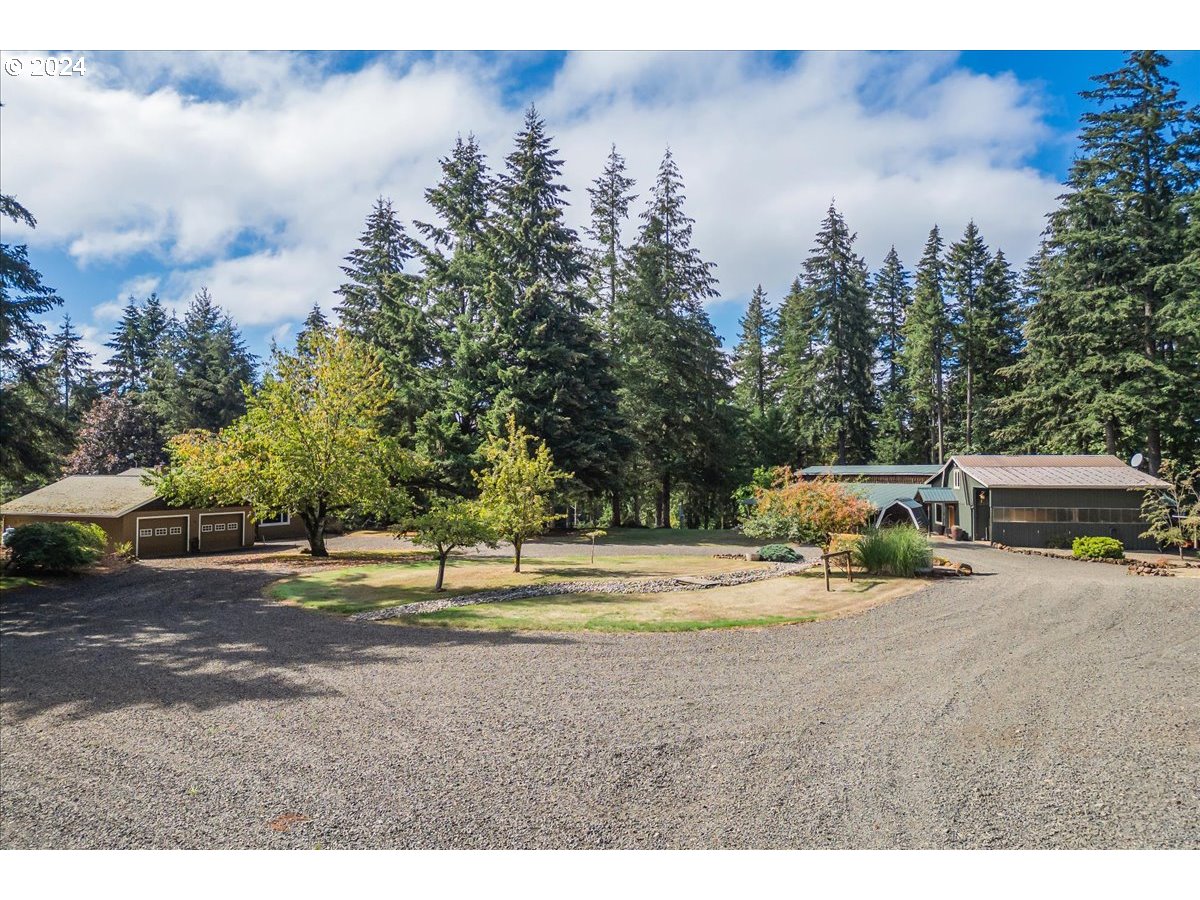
741, 469, 874, 552
401, 499, 497, 591
1137, 458, 1200, 559
154, 331, 414, 556
475, 414, 569, 573
64, 393, 165, 475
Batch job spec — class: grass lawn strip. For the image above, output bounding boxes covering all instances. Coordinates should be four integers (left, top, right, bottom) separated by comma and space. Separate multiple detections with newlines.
350, 560, 816, 621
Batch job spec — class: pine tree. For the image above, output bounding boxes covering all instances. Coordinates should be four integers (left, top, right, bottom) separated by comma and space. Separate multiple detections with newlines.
945, 221, 991, 451
732, 285, 777, 417
585, 144, 637, 329
47, 314, 97, 426
870, 247, 915, 463
1002, 52, 1200, 472
775, 276, 822, 465
1, 193, 65, 488
412, 135, 494, 495
103, 297, 146, 394
335, 198, 416, 338
297, 302, 330, 354
901, 226, 951, 463
794, 203, 876, 464
615, 149, 734, 527
481, 106, 624, 499
158, 288, 255, 435
971, 250, 1023, 450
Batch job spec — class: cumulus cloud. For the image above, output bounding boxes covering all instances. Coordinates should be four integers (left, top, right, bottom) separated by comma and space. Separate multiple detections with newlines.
1, 50, 1061, 335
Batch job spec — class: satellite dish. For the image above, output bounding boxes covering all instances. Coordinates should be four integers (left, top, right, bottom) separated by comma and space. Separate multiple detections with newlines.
1130, 453, 1144, 469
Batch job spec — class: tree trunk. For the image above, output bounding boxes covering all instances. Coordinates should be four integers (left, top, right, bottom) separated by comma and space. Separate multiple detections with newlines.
1104, 418, 1118, 456
301, 510, 328, 557
632, 494, 642, 527
513, 540, 522, 573
435, 551, 448, 591
611, 489, 622, 528
659, 470, 672, 528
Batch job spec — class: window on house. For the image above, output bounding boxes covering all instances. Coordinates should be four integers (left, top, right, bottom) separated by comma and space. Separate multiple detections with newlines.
952, 470, 962, 489
139, 528, 153, 537
259, 512, 289, 526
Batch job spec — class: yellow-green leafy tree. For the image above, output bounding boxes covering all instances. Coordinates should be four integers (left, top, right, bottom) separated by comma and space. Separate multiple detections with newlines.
400, 498, 497, 591
154, 330, 414, 556
475, 414, 569, 572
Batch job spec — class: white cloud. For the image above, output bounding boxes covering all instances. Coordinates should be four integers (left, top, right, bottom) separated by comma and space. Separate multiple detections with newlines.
1, 50, 1062, 329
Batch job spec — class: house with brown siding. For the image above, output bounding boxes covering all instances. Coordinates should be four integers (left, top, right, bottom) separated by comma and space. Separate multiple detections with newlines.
0, 469, 254, 558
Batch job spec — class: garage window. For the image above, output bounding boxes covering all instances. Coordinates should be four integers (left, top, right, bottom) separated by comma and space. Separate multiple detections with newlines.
169, 527, 182, 535
202, 524, 212, 532
139, 528, 153, 537
214, 523, 226, 531
154, 527, 168, 536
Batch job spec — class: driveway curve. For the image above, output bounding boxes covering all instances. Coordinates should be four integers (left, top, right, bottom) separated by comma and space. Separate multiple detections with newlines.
1, 543, 1196, 848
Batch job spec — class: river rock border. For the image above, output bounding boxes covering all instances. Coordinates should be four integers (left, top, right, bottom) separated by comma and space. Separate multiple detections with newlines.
351, 561, 817, 622
990, 542, 1177, 577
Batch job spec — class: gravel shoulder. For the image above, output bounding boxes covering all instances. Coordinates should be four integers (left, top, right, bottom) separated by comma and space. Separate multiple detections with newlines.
2, 542, 1197, 848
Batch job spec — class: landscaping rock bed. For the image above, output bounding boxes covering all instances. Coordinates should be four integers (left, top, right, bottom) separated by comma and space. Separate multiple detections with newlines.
992, 542, 1177, 576
352, 561, 817, 622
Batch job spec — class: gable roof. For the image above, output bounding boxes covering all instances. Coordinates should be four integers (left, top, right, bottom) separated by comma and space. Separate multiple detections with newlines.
945, 455, 1169, 489
845, 482, 923, 508
802, 464, 943, 477
915, 486, 957, 503
1, 470, 159, 518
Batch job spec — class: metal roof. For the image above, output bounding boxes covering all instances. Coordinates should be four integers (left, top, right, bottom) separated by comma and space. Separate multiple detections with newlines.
845, 482, 923, 508
948, 455, 1169, 489
1, 471, 159, 518
916, 486, 957, 503
802, 464, 943, 476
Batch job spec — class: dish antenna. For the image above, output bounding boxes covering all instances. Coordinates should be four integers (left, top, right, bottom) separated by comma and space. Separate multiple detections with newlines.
1130, 452, 1145, 469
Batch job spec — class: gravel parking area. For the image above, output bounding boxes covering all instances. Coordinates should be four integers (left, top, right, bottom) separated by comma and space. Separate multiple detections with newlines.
2, 543, 1197, 848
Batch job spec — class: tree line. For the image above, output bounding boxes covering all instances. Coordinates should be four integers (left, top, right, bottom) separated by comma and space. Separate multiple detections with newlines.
2, 51, 1197, 525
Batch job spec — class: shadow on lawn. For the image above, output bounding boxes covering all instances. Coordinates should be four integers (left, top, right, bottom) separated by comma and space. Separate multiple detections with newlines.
0, 559, 574, 724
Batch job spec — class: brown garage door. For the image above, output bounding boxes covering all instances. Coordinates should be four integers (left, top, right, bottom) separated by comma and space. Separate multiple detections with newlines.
199, 513, 243, 552
136, 516, 188, 558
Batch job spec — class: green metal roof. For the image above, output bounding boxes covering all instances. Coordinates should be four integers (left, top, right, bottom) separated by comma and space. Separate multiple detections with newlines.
916, 487, 957, 503
845, 482, 923, 509
802, 464, 943, 476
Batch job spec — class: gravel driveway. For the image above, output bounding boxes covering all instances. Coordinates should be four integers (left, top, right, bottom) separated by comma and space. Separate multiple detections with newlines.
1, 543, 1197, 848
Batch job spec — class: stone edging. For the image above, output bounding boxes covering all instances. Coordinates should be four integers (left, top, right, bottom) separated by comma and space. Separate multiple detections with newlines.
990, 542, 1176, 577
351, 561, 817, 622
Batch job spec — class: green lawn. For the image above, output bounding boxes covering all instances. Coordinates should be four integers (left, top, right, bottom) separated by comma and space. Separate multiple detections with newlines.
270, 554, 923, 632
269, 554, 770, 615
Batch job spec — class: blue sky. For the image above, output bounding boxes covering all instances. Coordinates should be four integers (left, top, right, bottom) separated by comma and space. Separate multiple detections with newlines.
2, 50, 1197, 368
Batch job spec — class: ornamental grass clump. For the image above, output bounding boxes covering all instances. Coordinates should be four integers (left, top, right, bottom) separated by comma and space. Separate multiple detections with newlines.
854, 526, 931, 577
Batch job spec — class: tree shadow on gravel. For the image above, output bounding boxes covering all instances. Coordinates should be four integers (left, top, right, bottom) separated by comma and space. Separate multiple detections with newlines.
0, 560, 574, 724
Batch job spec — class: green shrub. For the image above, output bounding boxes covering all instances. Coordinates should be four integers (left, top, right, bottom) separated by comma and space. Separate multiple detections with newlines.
1044, 533, 1074, 550
112, 541, 137, 562
854, 526, 931, 577
6, 521, 108, 573
758, 543, 800, 562
1072, 536, 1123, 560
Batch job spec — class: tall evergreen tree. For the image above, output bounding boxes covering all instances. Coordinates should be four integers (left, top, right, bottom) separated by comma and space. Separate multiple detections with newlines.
585, 144, 637, 329
481, 107, 624, 498
47, 314, 97, 426
945, 221, 991, 451
296, 302, 330, 355
732, 285, 777, 417
901, 226, 951, 463
1001, 52, 1200, 472
615, 149, 735, 526
412, 135, 494, 494
870, 247, 916, 463
103, 297, 146, 395
971, 250, 1024, 450
792, 203, 876, 464
0, 192, 64, 489
157, 288, 255, 435
775, 276, 821, 465
337, 198, 428, 437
